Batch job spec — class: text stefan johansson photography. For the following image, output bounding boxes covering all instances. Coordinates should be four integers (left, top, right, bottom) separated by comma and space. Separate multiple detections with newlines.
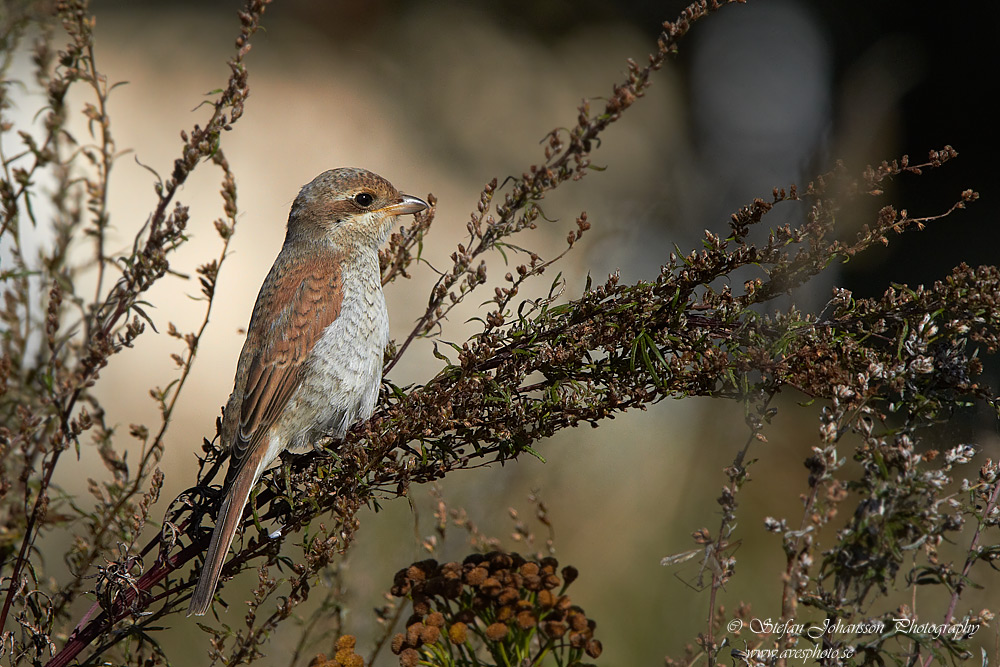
737, 617, 981, 640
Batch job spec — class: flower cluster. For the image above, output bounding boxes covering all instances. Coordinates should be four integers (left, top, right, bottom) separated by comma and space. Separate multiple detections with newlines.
389, 552, 602, 666
309, 635, 364, 667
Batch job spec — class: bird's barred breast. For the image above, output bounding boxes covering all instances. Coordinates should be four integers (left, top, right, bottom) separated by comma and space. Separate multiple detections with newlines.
280, 250, 388, 452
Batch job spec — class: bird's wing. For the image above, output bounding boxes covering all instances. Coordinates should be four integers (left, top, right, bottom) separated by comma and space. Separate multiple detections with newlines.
226, 247, 344, 485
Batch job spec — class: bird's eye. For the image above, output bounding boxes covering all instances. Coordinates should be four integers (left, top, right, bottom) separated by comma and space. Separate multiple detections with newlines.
354, 192, 374, 208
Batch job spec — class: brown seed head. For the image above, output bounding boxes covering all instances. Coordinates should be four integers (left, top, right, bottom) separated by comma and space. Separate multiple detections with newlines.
442, 578, 463, 598
540, 556, 559, 574
488, 552, 513, 570
498, 586, 520, 605
424, 576, 444, 596
520, 562, 540, 576
449, 622, 468, 644
485, 622, 509, 641
537, 589, 556, 609
465, 566, 488, 586
481, 577, 503, 596
416, 558, 438, 574
399, 648, 420, 667
334, 647, 361, 667
516, 610, 537, 629
441, 562, 462, 579
412, 596, 431, 616
463, 554, 486, 567
569, 611, 588, 632
420, 625, 441, 644
390, 569, 411, 597
541, 620, 566, 638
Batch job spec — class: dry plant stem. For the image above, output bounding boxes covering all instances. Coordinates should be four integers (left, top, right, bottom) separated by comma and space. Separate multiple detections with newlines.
775, 494, 823, 666
52, 452, 307, 665
367, 601, 408, 666
380, 202, 438, 376
920, 478, 1000, 667
82, 38, 115, 316
386, 0, 746, 375
50, 153, 240, 623
0, 25, 72, 564
778, 477, 820, 638
48, 540, 208, 667
0, 16, 61, 633
1, 0, 270, 653
380, 197, 437, 288
774, 403, 857, 663
50, 526, 280, 667
0, 441, 61, 634
286, 571, 345, 667
705, 392, 773, 666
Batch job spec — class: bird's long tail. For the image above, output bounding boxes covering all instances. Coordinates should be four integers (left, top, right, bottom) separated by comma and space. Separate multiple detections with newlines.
187, 464, 258, 616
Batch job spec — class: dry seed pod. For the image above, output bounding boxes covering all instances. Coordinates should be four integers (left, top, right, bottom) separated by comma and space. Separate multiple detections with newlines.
449, 622, 468, 644
485, 622, 509, 640
399, 648, 419, 667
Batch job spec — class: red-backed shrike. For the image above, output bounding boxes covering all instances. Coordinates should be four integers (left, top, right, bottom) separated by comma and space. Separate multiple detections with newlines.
187, 168, 427, 616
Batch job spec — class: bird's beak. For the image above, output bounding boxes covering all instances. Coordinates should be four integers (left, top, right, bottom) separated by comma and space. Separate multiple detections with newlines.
380, 193, 428, 216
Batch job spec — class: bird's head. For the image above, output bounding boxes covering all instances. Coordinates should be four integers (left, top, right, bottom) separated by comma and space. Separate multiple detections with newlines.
287, 167, 427, 247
